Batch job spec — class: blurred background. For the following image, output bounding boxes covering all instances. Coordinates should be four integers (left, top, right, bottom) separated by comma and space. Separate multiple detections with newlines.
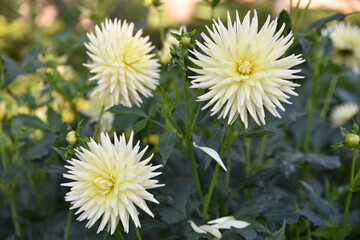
1, 0, 360, 61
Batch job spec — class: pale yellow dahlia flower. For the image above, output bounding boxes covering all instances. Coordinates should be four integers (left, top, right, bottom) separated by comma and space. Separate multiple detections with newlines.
189, 216, 250, 239
323, 22, 360, 74
190, 11, 304, 127
82, 91, 114, 133
84, 19, 160, 107
62, 132, 164, 234
330, 102, 358, 127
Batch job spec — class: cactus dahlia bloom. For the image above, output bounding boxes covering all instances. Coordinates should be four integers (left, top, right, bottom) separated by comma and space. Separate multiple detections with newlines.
330, 103, 358, 127
84, 19, 160, 107
62, 132, 164, 234
323, 22, 360, 74
190, 10, 304, 128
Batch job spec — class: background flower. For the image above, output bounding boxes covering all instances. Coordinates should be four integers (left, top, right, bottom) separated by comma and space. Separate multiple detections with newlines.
323, 22, 360, 74
330, 102, 359, 127
190, 10, 304, 127
82, 91, 114, 132
62, 132, 164, 234
84, 19, 160, 107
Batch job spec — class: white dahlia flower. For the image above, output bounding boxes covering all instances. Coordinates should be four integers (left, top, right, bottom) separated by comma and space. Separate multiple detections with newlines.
330, 102, 358, 127
82, 91, 114, 133
190, 10, 304, 127
62, 132, 164, 234
323, 22, 360, 74
189, 216, 250, 238
84, 19, 160, 107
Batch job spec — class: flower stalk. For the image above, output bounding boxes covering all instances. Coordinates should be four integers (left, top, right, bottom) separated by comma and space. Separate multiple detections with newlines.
341, 148, 357, 240
320, 75, 338, 121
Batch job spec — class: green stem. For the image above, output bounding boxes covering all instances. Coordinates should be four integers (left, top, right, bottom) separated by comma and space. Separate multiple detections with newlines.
225, 146, 231, 192
201, 139, 228, 222
157, 8, 165, 45
132, 220, 142, 240
255, 135, 267, 171
303, 51, 320, 153
64, 209, 72, 240
93, 101, 106, 140
290, 0, 293, 18
341, 148, 357, 240
148, 118, 167, 129
182, 72, 190, 139
293, 0, 312, 36
187, 140, 204, 205
245, 138, 252, 178
114, 228, 124, 240
320, 75, 338, 121
202, 163, 220, 222
210, 6, 215, 21
8, 184, 22, 238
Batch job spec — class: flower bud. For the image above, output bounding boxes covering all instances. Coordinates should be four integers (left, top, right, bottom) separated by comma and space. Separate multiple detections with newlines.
345, 134, 359, 148
180, 36, 191, 47
143, 0, 153, 7
66, 131, 77, 145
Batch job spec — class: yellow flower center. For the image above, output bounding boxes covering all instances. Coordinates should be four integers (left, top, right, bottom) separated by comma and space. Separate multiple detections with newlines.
237, 59, 252, 75
95, 175, 115, 193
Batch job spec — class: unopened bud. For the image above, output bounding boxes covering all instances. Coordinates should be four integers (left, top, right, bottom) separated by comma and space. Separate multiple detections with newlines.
143, 0, 153, 7
345, 134, 359, 148
180, 36, 191, 47
66, 131, 77, 145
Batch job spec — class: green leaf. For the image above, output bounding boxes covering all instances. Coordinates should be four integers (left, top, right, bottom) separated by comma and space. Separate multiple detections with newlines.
266, 221, 286, 240
312, 223, 341, 238
0, 132, 12, 150
352, 121, 359, 134
301, 181, 332, 215
25, 134, 58, 161
14, 114, 49, 131
340, 127, 349, 137
107, 105, 147, 118
21, 48, 46, 73
331, 142, 345, 148
158, 131, 178, 165
2, 164, 22, 187
1, 57, 23, 88
306, 13, 350, 32
243, 166, 283, 189
42, 164, 66, 175
133, 119, 148, 134
52, 146, 66, 160
47, 108, 63, 133
277, 10, 292, 36
305, 154, 341, 169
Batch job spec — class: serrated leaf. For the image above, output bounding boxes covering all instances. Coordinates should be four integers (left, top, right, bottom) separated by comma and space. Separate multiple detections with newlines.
25, 134, 58, 161
133, 119, 148, 134
243, 166, 283, 189
312, 223, 341, 238
305, 154, 341, 169
301, 181, 332, 215
52, 146, 66, 160
340, 127, 349, 137
47, 108, 63, 133
14, 114, 49, 131
107, 105, 147, 118
159, 131, 178, 165
265, 221, 286, 240
21, 48, 46, 73
1, 57, 23, 88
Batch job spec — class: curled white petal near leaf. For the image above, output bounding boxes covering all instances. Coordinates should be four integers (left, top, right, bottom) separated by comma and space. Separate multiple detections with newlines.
207, 216, 250, 229
200, 225, 222, 238
193, 142, 227, 171
207, 216, 235, 225
189, 220, 206, 234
